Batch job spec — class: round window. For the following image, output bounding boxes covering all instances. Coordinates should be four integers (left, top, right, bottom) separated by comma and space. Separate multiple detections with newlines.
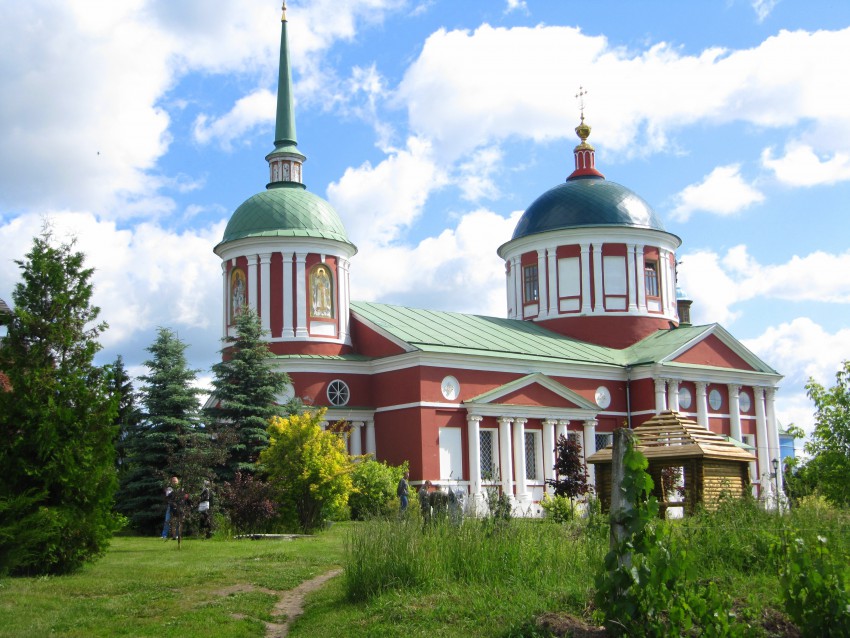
441, 375, 460, 401
327, 380, 350, 407
595, 386, 611, 409
709, 388, 722, 411
739, 390, 751, 413
678, 386, 692, 410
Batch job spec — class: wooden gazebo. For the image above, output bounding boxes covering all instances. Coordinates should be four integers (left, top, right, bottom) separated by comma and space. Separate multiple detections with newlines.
587, 411, 756, 516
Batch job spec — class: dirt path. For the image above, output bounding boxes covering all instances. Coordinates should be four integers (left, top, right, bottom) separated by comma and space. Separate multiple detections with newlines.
264, 568, 343, 638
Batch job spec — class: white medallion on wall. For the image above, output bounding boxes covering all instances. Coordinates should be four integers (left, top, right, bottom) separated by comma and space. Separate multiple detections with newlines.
275, 384, 295, 405
441, 375, 460, 401
595, 385, 611, 409
739, 390, 751, 413
709, 388, 722, 411
678, 386, 692, 410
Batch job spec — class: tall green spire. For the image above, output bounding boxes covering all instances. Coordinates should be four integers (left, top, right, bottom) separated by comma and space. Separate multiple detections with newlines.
266, 2, 305, 185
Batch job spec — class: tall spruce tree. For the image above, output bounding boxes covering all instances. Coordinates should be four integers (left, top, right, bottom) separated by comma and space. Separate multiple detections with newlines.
111, 354, 141, 480
0, 230, 118, 576
207, 308, 291, 481
117, 328, 209, 533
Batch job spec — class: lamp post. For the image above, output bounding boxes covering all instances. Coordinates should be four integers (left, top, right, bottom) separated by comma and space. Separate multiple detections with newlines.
771, 458, 780, 512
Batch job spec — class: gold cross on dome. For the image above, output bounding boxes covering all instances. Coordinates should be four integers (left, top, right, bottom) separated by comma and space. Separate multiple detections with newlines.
575, 86, 588, 121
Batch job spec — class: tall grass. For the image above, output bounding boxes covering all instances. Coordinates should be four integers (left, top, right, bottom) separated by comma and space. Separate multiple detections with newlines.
343, 515, 607, 603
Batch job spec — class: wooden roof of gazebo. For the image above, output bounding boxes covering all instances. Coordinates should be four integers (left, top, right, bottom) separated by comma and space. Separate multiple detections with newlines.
586, 411, 756, 465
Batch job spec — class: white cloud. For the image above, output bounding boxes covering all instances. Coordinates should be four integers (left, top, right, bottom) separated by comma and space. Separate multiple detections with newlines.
327, 136, 448, 247
504, 0, 528, 14
678, 246, 850, 326
671, 164, 764, 221
193, 90, 275, 149
456, 147, 503, 202
762, 143, 850, 186
751, 0, 780, 23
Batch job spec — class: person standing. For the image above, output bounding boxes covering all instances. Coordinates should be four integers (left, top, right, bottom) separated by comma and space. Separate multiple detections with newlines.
397, 471, 410, 514
161, 476, 179, 539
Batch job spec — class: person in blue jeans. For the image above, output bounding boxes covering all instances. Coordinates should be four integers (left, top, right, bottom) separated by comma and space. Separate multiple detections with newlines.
397, 471, 410, 514
161, 476, 179, 539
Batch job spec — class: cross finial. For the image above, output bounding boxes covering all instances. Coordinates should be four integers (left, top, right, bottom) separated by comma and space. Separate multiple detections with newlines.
281, 1, 287, 22
575, 86, 588, 122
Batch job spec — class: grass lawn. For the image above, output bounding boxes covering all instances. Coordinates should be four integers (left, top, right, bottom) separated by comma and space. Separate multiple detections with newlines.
0, 528, 346, 638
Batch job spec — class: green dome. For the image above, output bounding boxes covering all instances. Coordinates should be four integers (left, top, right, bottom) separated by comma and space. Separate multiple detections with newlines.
511, 175, 666, 241
218, 183, 354, 248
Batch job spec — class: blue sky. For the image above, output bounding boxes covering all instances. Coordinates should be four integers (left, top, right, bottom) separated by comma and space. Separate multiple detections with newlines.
2, 0, 850, 438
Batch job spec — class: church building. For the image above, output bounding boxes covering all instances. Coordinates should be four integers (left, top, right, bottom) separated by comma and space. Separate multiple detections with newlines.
213, 7, 783, 513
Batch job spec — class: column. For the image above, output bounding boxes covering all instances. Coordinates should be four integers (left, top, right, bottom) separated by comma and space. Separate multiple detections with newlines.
583, 419, 597, 485
338, 258, 350, 342
728, 384, 742, 441
365, 419, 376, 457
512, 257, 523, 318
467, 415, 483, 498
766, 388, 783, 494
282, 252, 294, 338
319, 420, 328, 431
754, 387, 770, 493
350, 422, 363, 457
659, 249, 670, 316
512, 418, 528, 502
259, 253, 271, 333
247, 254, 258, 312
542, 419, 557, 492
537, 249, 548, 318
295, 252, 308, 338
506, 261, 516, 319
654, 378, 668, 414
557, 419, 569, 444
695, 382, 708, 428
667, 379, 680, 412
626, 243, 638, 312
498, 417, 514, 498
636, 245, 647, 312
547, 247, 558, 318
592, 243, 603, 313
580, 243, 592, 314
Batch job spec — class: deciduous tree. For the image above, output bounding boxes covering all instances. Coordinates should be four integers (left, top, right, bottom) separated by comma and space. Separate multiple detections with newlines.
0, 229, 118, 575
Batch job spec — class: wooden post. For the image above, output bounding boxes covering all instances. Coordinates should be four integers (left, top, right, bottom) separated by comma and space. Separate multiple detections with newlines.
609, 428, 633, 560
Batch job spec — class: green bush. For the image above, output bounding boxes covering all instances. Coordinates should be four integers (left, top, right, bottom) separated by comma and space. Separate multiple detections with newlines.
774, 534, 850, 637
540, 493, 575, 523
348, 459, 406, 520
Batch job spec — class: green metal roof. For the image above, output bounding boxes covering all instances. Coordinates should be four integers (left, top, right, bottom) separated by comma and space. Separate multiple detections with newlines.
511, 175, 670, 241
351, 301, 625, 366
218, 183, 354, 247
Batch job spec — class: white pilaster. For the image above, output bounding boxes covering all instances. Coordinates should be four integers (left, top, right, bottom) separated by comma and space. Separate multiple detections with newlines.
467, 415, 482, 497
636, 245, 647, 313
695, 382, 708, 428
513, 418, 528, 502
583, 419, 597, 485
259, 253, 271, 333
626, 243, 638, 312
654, 378, 668, 414
537, 249, 548, 318
766, 388, 783, 493
728, 384, 742, 441
659, 249, 670, 316
498, 417, 514, 498
512, 257, 523, 317
282, 252, 294, 338
547, 247, 558, 318
247, 254, 258, 313
542, 418, 556, 493
506, 261, 515, 319
339, 258, 350, 342
221, 262, 228, 338
295, 252, 308, 338
592, 243, 603, 313
580, 243, 592, 314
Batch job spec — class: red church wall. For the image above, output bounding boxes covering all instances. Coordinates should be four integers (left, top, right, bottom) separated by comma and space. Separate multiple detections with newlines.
349, 318, 407, 357
292, 372, 373, 408
536, 314, 673, 349
376, 407, 424, 475
673, 334, 755, 370
708, 416, 731, 436
371, 367, 424, 408
498, 385, 582, 408
268, 341, 351, 356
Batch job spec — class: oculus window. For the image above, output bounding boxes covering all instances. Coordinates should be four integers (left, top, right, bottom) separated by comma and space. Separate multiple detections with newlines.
327, 379, 350, 406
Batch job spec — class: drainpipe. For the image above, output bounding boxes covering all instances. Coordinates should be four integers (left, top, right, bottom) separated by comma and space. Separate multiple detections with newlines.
625, 366, 632, 429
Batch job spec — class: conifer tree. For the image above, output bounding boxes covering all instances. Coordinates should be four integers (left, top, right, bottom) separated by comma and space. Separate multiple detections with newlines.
0, 229, 118, 575
111, 354, 141, 479
117, 328, 209, 533
206, 308, 291, 481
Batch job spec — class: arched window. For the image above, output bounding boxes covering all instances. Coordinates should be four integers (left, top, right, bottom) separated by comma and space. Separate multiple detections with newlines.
310, 264, 334, 318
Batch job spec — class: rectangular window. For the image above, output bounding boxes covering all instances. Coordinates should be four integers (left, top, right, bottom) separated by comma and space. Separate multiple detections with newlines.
644, 261, 659, 298
439, 427, 463, 482
523, 264, 539, 303
595, 432, 613, 453
525, 431, 538, 481
567, 431, 583, 452
480, 430, 496, 481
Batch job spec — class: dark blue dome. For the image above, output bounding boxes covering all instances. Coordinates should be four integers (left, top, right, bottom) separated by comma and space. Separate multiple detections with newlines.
511, 175, 666, 240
